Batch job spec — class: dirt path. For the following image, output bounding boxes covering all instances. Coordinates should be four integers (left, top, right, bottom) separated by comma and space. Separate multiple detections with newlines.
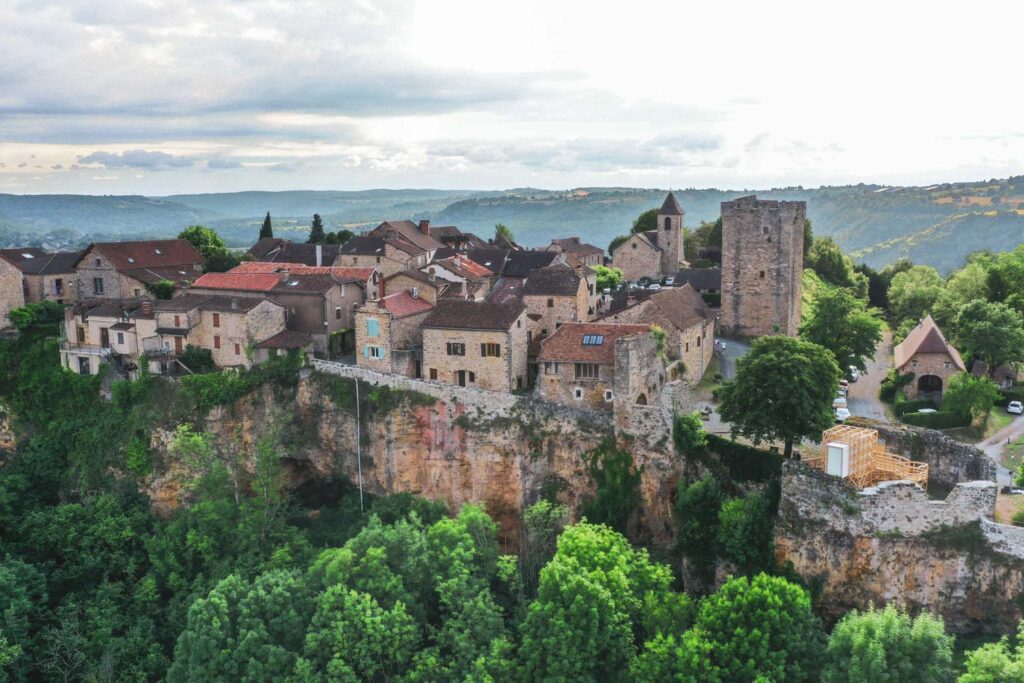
977, 415, 1024, 488
846, 331, 892, 422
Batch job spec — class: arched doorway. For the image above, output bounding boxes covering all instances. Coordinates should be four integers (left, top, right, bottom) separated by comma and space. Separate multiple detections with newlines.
636, 393, 648, 405
918, 374, 943, 398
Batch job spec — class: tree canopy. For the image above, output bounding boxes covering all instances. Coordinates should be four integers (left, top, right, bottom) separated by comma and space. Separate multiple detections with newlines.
178, 224, 239, 273
800, 285, 883, 374
260, 211, 273, 239
307, 213, 326, 243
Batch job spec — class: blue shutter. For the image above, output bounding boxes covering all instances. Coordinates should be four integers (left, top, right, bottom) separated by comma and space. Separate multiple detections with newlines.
363, 345, 369, 357
367, 319, 379, 337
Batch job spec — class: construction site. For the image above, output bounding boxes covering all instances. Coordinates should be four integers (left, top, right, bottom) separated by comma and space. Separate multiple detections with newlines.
804, 424, 929, 489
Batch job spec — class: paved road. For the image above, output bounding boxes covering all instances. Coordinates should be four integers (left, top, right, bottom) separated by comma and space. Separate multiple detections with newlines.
846, 331, 893, 422
977, 415, 1024, 488
715, 337, 750, 381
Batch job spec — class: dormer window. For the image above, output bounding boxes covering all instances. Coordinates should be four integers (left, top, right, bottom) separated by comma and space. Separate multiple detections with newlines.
154, 248, 162, 255
127, 257, 135, 263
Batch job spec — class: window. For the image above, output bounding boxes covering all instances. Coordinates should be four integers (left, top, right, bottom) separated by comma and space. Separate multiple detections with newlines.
664, 216, 671, 230
376, 256, 381, 264
446, 342, 466, 356
92, 277, 104, 295
911, 359, 919, 368
369, 346, 383, 358
214, 335, 221, 349
430, 368, 438, 380
944, 361, 952, 369
604, 390, 614, 401
95, 258, 101, 267
481, 343, 501, 357
116, 332, 124, 345
685, 342, 690, 352
174, 315, 181, 327
762, 226, 769, 235
335, 307, 342, 320
517, 319, 522, 328
575, 363, 599, 379
516, 376, 522, 389
582, 334, 604, 345
697, 336, 701, 347
134, 289, 141, 297
54, 278, 63, 295
76, 326, 85, 343
573, 388, 584, 400
632, 243, 637, 250
235, 343, 241, 355
353, 257, 358, 264
540, 329, 548, 338
547, 298, 554, 308
366, 318, 379, 337
469, 371, 476, 382
213, 312, 220, 328
759, 270, 765, 279
545, 361, 559, 375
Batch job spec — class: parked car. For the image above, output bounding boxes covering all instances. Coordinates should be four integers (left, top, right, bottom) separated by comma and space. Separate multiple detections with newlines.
835, 407, 851, 423
648, 283, 662, 290
848, 366, 860, 382
839, 379, 849, 391
917, 408, 937, 414
663, 277, 675, 286
837, 387, 848, 397
1008, 400, 1023, 415
833, 396, 848, 408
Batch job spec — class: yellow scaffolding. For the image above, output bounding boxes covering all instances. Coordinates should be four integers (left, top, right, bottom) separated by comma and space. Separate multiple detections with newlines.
804, 425, 928, 489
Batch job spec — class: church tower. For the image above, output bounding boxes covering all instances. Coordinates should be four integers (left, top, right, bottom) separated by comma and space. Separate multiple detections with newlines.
657, 191, 684, 278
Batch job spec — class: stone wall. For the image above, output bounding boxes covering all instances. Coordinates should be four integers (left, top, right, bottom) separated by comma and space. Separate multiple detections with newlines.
720, 196, 804, 337
422, 313, 528, 392
900, 352, 961, 399
777, 462, 1024, 633
611, 234, 662, 283
0, 259, 26, 328
847, 416, 996, 489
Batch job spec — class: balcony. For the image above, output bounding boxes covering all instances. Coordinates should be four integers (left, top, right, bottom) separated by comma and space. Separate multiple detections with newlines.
60, 342, 112, 358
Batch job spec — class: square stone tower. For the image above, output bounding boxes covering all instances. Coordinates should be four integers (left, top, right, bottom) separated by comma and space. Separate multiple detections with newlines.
720, 195, 805, 337
657, 191, 685, 278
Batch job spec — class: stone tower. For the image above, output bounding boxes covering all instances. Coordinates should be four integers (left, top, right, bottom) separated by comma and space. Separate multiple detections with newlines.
720, 195, 805, 337
657, 191, 684, 278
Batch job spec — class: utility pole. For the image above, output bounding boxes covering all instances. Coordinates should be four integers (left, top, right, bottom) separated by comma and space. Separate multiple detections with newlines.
355, 378, 364, 512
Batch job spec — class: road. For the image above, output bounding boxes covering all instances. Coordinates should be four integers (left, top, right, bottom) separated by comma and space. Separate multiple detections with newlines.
976, 415, 1024, 488
715, 337, 750, 381
846, 331, 892, 422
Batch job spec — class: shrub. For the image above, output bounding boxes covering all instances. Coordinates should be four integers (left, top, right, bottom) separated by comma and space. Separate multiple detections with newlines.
894, 398, 938, 417
880, 369, 915, 402
901, 410, 971, 429
705, 434, 784, 484
717, 492, 774, 576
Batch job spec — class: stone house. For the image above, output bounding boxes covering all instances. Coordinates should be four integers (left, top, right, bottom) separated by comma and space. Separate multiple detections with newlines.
421, 255, 494, 300
546, 237, 605, 267
190, 268, 371, 355
383, 270, 447, 304
674, 267, 721, 300
229, 261, 380, 299
597, 284, 715, 382
253, 330, 315, 364
0, 248, 84, 314
535, 322, 661, 410
74, 239, 204, 300
610, 192, 685, 282
521, 264, 597, 342
247, 238, 338, 266
893, 315, 966, 399
355, 290, 435, 377
719, 195, 805, 337
421, 299, 529, 392
0, 248, 35, 326
334, 220, 445, 277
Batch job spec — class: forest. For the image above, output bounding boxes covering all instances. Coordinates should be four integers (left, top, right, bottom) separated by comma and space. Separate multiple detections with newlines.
2, 300, 1023, 682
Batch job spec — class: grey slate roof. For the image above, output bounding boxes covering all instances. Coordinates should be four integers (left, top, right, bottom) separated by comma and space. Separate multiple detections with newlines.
423, 299, 525, 331
660, 191, 684, 216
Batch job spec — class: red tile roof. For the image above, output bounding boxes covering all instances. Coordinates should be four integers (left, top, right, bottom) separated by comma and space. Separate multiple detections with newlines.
81, 239, 203, 270
232, 261, 377, 283
431, 255, 493, 280
381, 291, 435, 318
255, 330, 313, 349
191, 272, 282, 292
893, 315, 966, 371
537, 323, 649, 364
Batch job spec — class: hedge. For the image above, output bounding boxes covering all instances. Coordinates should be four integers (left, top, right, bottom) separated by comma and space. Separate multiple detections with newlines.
901, 410, 970, 429
995, 386, 1024, 408
706, 434, 784, 484
894, 398, 938, 417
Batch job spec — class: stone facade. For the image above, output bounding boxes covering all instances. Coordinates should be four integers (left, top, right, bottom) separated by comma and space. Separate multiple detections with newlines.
610, 193, 685, 282
720, 196, 805, 337
354, 300, 432, 377
0, 258, 25, 328
903, 355, 963, 399
522, 277, 594, 336
384, 272, 442, 304
612, 233, 662, 283
536, 358, 618, 409
422, 311, 529, 392
190, 300, 286, 369
334, 243, 427, 278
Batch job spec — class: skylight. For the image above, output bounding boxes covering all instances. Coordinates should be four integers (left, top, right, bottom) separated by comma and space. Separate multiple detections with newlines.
582, 334, 604, 345
127, 257, 135, 263
154, 249, 162, 255
288, 280, 299, 286
21, 253, 34, 258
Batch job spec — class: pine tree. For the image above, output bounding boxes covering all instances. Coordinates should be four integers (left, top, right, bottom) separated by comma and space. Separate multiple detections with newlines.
259, 212, 273, 239
308, 214, 325, 243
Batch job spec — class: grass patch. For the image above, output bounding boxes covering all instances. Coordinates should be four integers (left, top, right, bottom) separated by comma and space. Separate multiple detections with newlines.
982, 410, 1014, 439
1004, 436, 1024, 471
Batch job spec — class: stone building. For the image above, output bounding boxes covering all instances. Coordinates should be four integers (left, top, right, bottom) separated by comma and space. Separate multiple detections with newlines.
247, 238, 338, 267
355, 290, 434, 377
521, 264, 597, 340
74, 240, 204, 300
546, 237, 605, 267
0, 249, 33, 325
421, 299, 529, 392
383, 270, 446, 304
597, 284, 715, 383
335, 220, 445, 277
893, 315, 966, 399
229, 261, 380, 299
421, 255, 494, 300
0, 248, 82, 315
719, 195, 805, 337
535, 322, 660, 410
609, 192, 685, 282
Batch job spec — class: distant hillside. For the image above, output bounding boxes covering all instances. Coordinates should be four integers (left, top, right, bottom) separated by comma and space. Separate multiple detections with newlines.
2, 177, 1023, 271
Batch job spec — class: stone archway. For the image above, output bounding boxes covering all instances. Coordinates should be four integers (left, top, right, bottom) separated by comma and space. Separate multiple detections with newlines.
917, 374, 943, 398
635, 393, 648, 406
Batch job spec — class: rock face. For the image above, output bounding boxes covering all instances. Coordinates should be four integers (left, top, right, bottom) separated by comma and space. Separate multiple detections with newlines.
776, 462, 1024, 633
146, 370, 685, 549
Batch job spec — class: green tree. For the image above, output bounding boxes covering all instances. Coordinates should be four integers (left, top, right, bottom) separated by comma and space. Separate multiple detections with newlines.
716, 492, 774, 576
943, 373, 1001, 427
308, 214, 326, 243
959, 621, 1024, 682
593, 264, 623, 291
887, 265, 944, 324
951, 300, 1024, 372
0, 557, 47, 680
324, 229, 354, 245
822, 604, 953, 683
260, 212, 273, 239
494, 223, 514, 244
718, 336, 841, 457
5, 301, 65, 334
145, 279, 176, 300
690, 573, 825, 682
580, 439, 641, 534
673, 410, 708, 454
632, 207, 658, 234
179, 345, 215, 374
931, 260, 992, 328
800, 285, 883, 374
178, 225, 238, 273
519, 500, 568, 597
675, 476, 723, 589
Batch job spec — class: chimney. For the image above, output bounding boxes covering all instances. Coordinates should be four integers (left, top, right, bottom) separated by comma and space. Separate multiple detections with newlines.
419, 219, 430, 236
411, 286, 419, 298
461, 280, 467, 298
141, 300, 153, 317
315, 244, 323, 267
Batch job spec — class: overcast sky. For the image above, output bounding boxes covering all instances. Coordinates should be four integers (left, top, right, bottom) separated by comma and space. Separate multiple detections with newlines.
1, 0, 1022, 195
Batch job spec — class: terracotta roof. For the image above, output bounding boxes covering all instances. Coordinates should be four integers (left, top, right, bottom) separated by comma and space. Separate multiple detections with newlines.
660, 191, 684, 216
192, 272, 282, 292
522, 264, 581, 297
430, 255, 493, 280
232, 261, 375, 283
537, 323, 649, 364
81, 239, 203, 270
675, 268, 722, 291
423, 299, 525, 331
381, 291, 435, 318
893, 315, 966, 371
371, 220, 445, 252
0, 247, 49, 273
255, 330, 313, 349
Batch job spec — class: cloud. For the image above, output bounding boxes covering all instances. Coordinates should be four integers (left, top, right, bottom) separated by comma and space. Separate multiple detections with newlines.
206, 158, 243, 169
78, 149, 198, 170
51, 163, 64, 169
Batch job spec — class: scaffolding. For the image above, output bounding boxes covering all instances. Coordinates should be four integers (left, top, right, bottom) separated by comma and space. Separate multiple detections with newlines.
805, 425, 928, 489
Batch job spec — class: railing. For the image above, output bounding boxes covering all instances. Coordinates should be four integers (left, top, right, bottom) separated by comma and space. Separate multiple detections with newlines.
60, 342, 112, 358
142, 336, 174, 355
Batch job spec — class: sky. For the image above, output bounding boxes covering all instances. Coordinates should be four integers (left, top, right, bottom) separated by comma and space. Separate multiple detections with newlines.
1, 0, 1022, 195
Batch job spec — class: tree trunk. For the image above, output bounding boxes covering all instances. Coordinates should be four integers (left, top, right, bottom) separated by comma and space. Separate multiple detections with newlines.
784, 438, 794, 458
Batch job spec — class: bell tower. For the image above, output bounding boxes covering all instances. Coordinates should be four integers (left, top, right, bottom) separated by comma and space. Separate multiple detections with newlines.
657, 191, 684, 278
